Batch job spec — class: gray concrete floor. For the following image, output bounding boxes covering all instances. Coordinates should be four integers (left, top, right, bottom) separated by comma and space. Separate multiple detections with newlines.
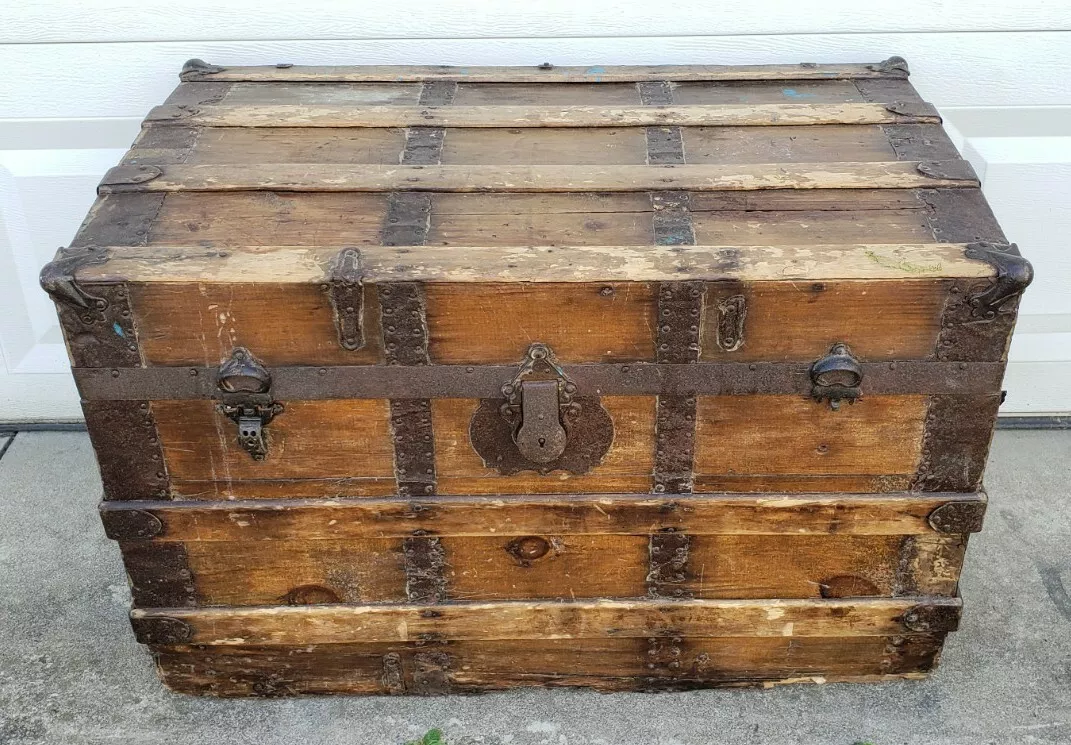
0, 431, 1068, 745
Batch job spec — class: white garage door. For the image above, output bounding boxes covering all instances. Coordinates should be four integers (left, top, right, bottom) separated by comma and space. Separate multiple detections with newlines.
2, 1, 1069, 422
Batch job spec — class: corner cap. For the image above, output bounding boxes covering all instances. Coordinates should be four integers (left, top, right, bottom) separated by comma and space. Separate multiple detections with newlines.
963, 242, 1034, 319
901, 603, 960, 634
129, 616, 193, 645
39, 245, 110, 309
868, 55, 910, 76
100, 507, 164, 540
928, 499, 987, 534
180, 58, 225, 80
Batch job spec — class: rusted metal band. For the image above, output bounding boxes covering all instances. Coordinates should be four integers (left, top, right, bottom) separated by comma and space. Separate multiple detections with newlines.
402, 535, 448, 603
656, 281, 704, 364
882, 124, 960, 162
913, 394, 1002, 492
647, 531, 692, 598
73, 360, 1008, 401
651, 192, 696, 246
402, 128, 446, 166
644, 635, 688, 682
419, 80, 457, 107
83, 400, 170, 500
382, 192, 432, 247
325, 247, 365, 351
119, 541, 196, 607
638, 82, 686, 165
390, 399, 437, 496
653, 396, 697, 494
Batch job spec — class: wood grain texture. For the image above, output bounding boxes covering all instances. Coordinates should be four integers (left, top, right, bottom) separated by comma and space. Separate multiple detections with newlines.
439, 128, 649, 165
145, 103, 938, 128
700, 279, 950, 362
162, 532, 962, 605
129, 282, 384, 366
184, 538, 407, 606
682, 124, 895, 164
176, 63, 911, 83
432, 396, 656, 495
98, 492, 986, 541
146, 192, 388, 246
424, 283, 656, 363
153, 399, 396, 484
86, 245, 990, 286
151, 634, 944, 695
130, 596, 958, 644
183, 127, 406, 165
99, 161, 977, 193
693, 395, 929, 478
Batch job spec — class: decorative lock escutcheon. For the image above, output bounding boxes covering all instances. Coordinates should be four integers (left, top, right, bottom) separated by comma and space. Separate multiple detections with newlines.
216, 347, 283, 460
810, 342, 863, 411
470, 343, 614, 475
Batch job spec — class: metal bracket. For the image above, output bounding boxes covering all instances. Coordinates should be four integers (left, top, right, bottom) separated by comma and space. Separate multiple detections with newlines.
325, 247, 365, 351
215, 347, 283, 461
500, 344, 580, 464
928, 500, 987, 534
867, 55, 910, 75
99, 165, 163, 189
916, 160, 977, 182
100, 508, 164, 540
963, 242, 1034, 319
180, 58, 225, 79
901, 604, 961, 634
470, 343, 613, 475
39, 245, 111, 310
810, 343, 863, 411
884, 101, 939, 119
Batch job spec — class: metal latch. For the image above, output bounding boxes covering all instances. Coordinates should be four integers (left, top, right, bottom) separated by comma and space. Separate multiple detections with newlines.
216, 347, 283, 461
810, 342, 863, 411
500, 344, 581, 464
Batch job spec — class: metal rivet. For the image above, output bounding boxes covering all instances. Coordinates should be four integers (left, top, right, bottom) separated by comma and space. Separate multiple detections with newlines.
110, 369, 120, 378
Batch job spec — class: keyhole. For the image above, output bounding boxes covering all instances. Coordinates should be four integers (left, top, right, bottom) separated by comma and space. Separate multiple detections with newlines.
538, 437, 546, 448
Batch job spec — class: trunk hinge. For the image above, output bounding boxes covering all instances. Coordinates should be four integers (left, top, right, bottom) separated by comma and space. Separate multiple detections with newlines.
325, 247, 365, 351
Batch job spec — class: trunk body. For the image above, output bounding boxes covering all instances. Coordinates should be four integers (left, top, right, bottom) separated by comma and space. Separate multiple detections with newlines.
43, 58, 1029, 695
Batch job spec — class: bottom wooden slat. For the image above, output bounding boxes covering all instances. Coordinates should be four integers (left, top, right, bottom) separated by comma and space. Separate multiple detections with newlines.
152, 635, 947, 696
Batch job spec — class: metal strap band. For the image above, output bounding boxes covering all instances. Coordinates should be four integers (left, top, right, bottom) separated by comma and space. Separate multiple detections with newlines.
647, 531, 692, 598
651, 191, 695, 246
402, 535, 448, 603
638, 81, 686, 166
73, 360, 1007, 401
390, 398, 437, 497
403, 80, 455, 166
83, 400, 170, 500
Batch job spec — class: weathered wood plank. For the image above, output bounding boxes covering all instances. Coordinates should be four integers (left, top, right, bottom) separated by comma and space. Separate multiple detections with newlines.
145, 103, 939, 129
98, 492, 986, 541
179, 63, 911, 84
151, 635, 945, 695
693, 395, 929, 478
98, 161, 978, 194
130, 596, 959, 645
81, 245, 993, 286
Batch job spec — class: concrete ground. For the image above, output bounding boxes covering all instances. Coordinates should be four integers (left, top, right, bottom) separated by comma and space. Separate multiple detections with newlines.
0, 431, 1068, 745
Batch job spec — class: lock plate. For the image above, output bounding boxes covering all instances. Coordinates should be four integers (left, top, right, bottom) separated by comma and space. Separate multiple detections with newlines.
215, 347, 283, 460
469, 343, 613, 475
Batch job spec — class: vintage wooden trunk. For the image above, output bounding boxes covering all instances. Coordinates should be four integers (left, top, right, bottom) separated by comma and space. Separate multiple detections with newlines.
43, 57, 1032, 695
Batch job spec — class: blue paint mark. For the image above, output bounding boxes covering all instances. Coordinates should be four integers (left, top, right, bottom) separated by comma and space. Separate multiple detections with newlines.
782, 88, 815, 99
585, 65, 606, 82
113, 322, 125, 337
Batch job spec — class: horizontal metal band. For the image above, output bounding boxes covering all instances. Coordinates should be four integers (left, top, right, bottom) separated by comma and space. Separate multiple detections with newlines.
144, 102, 940, 129
180, 61, 910, 84
74, 360, 1005, 401
97, 161, 977, 194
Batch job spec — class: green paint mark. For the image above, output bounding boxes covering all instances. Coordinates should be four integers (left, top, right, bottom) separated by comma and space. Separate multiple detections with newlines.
864, 249, 941, 274
405, 730, 444, 745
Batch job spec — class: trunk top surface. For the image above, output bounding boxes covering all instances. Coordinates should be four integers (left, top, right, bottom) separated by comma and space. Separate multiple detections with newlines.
57, 59, 1019, 289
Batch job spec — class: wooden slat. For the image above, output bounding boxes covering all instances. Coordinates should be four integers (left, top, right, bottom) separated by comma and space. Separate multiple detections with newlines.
98, 161, 978, 194
179, 63, 910, 84
82, 244, 993, 286
152, 635, 944, 695
146, 102, 938, 128
98, 492, 986, 541
130, 597, 958, 645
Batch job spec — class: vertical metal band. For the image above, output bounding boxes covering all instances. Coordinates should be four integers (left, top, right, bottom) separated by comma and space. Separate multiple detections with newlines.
83, 400, 170, 500
119, 542, 196, 607
404, 80, 455, 167
647, 531, 692, 598
55, 284, 142, 368
638, 81, 685, 165
653, 273, 704, 493
390, 399, 437, 496
650, 192, 695, 246
644, 635, 687, 686
402, 535, 448, 603
382, 192, 432, 247
913, 394, 1002, 492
